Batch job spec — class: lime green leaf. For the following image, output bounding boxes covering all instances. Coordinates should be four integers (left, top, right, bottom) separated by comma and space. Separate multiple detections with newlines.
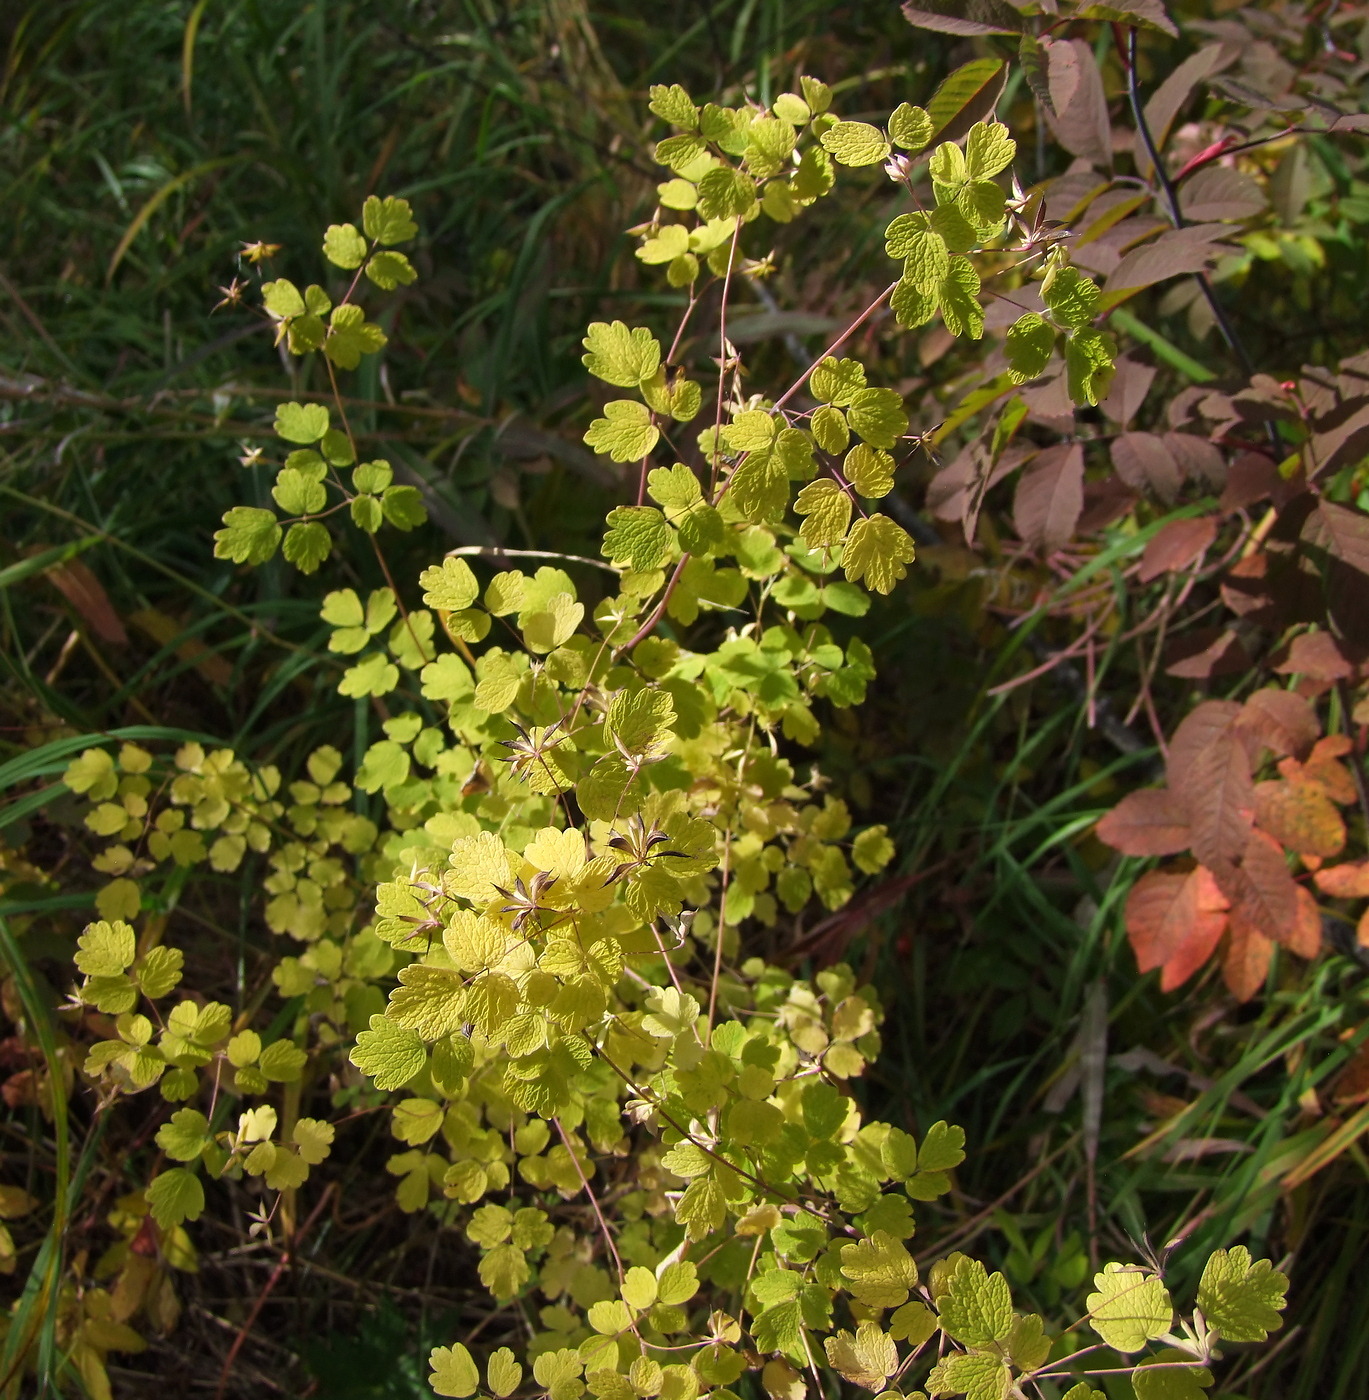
1197, 1246, 1288, 1343
1130, 1352, 1213, 1400
842, 515, 916, 594
214, 507, 281, 566
420, 557, 479, 611
607, 686, 676, 756
274, 401, 330, 444
843, 445, 895, 499
271, 467, 325, 516
622, 1266, 658, 1312
603, 506, 673, 571
892, 276, 939, 330
847, 389, 908, 450
135, 945, 183, 999
487, 1348, 524, 1397
323, 223, 367, 269
262, 278, 305, 318
1042, 263, 1100, 330
642, 986, 699, 1037
430, 1344, 480, 1398
76, 920, 136, 977
156, 1108, 209, 1162
585, 401, 660, 462
338, 652, 399, 698
362, 194, 418, 245
825, 1322, 897, 1390
1087, 1263, 1173, 1352
795, 480, 852, 549
926, 1351, 1011, 1400
650, 83, 698, 129
1006, 313, 1055, 383
890, 103, 934, 151
146, 1168, 204, 1229
365, 250, 417, 290
821, 121, 890, 167
522, 593, 584, 654
917, 1121, 966, 1172
853, 825, 895, 873
811, 356, 867, 406
657, 1260, 699, 1306
841, 1230, 918, 1307
938, 1257, 1012, 1346
381, 485, 427, 531
1065, 328, 1116, 407
352, 460, 392, 494
326, 303, 387, 369
697, 169, 755, 220
811, 405, 850, 455
964, 121, 1016, 179
582, 322, 662, 387
938, 258, 984, 339
283, 521, 331, 574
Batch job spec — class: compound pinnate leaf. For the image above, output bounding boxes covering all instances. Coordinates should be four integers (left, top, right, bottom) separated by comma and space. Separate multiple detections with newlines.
1196, 1246, 1288, 1342
214, 508, 282, 566
362, 194, 418, 245
147, 1167, 204, 1229
937, 1256, 1012, 1346
430, 1344, 481, 1398
325, 303, 387, 369
584, 401, 660, 462
842, 515, 916, 594
1086, 1263, 1173, 1352
820, 120, 891, 167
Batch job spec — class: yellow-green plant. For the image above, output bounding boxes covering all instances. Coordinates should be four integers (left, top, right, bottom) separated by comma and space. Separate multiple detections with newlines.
42, 69, 1292, 1400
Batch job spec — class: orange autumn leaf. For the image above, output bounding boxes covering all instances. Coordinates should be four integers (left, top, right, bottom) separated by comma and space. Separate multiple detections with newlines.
1224, 911, 1275, 1002
1252, 777, 1346, 858
1124, 865, 1229, 991
1288, 884, 1323, 960
1314, 860, 1369, 898
1095, 788, 1191, 856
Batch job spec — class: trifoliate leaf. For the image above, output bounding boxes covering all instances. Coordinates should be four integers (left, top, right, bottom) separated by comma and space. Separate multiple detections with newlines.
1006, 313, 1055, 383
931, 202, 979, 253
847, 389, 908, 450
842, 514, 915, 594
430, 1344, 481, 1398
156, 1108, 209, 1162
638, 223, 691, 265
75, 920, 136, 977
603, 506, 673, 571
362, 194, 418, 245
584, 400, 660, 462
810, 356, 866, 406
795, 480, 852, 549
820, 120, 891, 167
964, 121, 1016, 179
1196, 1246, 1287, 1343
365, 250, 417, 290
292, 1118, 334, 1166
323, 223, 367, 269
420, 557, 480, 612
650, 83, 698, 129
1041, 263, 1100, 330
146, 1168, 204, 1229
271, 467, 326, 516
582, 322, 662, 387
889, 102, 933, 151
325, 303, 387, 369
283, 521, 331, 574
214, 507, 282, 566
937, 1257, 1013, 1346
1087, 1263, 1174, 1352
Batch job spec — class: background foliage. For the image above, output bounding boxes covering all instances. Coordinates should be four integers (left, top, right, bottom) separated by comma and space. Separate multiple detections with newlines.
1, 1, 1366, 1396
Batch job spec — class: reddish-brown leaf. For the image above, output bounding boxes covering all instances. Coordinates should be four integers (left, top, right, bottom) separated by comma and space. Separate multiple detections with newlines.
1218, 451, 1282, 514
1078, 476, 1140, 533
1124, 866, 1229, 990
1235, 688, 1318, 762
1178, 165, 1266, 222
1288, 884, 1323, 960
900, 0, 1023, 34
1167, 700, 1242, 791
1314, 859, 1369, 898
1134, 43, 1231, 177
1013, 442, 1084, 551
1106, 226, 1229, 295
44, 560, 127, 645
1163, 432, 1226, 489
1112, 432, 1182, 502
1099, 355, 1157, 428
1230, 828, 1301, 943
1045, 38, 1111, 166
1096, 789, 1192, 856
1224, 912, 1274, 1002
1306, 500, 1369, 575
1274, 630, 1353, 682
1138, 515, 1219, 583
1253, 778, 1346, 858
1176, 724, 1254, 870
1163, 628, 1249, 680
